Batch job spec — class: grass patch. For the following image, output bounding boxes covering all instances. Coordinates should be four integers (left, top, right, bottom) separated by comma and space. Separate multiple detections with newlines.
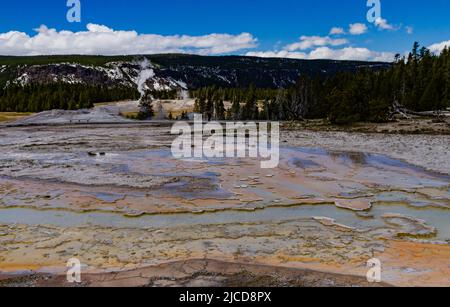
0, 112, 33, 123
120, 111, 139, 120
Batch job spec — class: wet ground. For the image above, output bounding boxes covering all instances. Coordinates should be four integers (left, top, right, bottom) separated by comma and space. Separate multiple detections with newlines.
0, 123, 449, 287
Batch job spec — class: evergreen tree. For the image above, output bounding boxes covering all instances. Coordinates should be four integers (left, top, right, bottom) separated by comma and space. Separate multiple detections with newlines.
137, 92, 154, 120
230, 97, 241, 120
214, 99, 225, 120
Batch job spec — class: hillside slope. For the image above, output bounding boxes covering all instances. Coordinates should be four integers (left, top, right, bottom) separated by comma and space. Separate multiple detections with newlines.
0, 54, 391, 91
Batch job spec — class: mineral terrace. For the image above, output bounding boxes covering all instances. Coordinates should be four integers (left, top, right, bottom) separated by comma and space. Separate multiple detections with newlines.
0, 121, 449, 287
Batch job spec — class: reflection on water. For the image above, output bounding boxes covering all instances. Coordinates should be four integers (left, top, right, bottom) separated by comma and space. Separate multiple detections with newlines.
291, 147, 450, 181
284, 147, 450, 191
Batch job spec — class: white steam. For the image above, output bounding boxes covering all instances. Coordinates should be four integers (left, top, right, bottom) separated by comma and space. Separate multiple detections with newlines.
180, 90, 190, 100
136, 58, 155, 99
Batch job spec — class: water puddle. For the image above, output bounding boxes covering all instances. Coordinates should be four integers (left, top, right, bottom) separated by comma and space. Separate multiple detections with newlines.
290, 147, 450, 181
0, 202, 448, 241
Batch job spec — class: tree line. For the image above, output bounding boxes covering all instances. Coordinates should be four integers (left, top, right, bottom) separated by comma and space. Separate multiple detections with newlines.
191, 86, 279, 121
0, 83, 140, 112
191, 43, 449, 124
0, 42, 448, 122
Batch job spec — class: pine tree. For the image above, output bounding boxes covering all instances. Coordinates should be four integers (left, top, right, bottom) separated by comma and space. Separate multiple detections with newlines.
230, 96, 241, 120
214, 99, 225, 120
194, 97, 205, 114
137, 92, 153, 120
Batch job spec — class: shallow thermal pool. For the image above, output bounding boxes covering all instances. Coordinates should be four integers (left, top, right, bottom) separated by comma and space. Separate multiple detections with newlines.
0, 201, 449, 241
0, 145, 449, 242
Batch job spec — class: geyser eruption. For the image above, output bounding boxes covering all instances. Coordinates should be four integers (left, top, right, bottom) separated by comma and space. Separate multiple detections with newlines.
180, 90, 190, 100
136, 58, 155, 120
137, 58, 155, 98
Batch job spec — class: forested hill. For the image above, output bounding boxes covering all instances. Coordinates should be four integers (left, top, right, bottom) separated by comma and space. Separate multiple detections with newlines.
191, 43, 450, 124
0, 54, 391, 90
1, 45, 447, 123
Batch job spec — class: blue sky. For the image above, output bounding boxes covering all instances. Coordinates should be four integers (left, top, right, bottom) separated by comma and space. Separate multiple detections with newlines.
0, 0, 449, 60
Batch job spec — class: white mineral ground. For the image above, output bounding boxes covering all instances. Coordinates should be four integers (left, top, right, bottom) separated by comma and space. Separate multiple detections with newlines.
5, 100, 449, 174
282, 130, 450, 175
0, 108, 449, 287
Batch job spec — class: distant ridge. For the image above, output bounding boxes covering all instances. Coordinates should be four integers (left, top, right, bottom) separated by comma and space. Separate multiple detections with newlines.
0, 54, 391, 90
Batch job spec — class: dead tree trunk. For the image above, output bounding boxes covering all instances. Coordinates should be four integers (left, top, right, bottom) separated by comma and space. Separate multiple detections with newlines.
389, 101, 448, 121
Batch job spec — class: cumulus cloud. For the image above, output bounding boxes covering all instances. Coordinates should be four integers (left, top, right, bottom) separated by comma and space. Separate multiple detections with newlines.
374, 18, 397, 31
0, 24, 258, 56
428, 40, 450, 54
284, 35, 348, 51
329, 27, 345, 35
247, 47, 395, 62
246, 50, 308, 60
349, 23, 368, 35
246, 24, 396, 62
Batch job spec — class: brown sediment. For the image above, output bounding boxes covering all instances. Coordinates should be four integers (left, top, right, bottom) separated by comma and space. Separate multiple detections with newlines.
0, 259, 390, 287
4, 239, 448, 287
0, 213, 448, 287
375, 241, 450, 287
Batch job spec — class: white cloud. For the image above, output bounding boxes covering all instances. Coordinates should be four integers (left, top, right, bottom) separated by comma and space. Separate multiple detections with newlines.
246, 23, 396, 62
247, 47, 395, 62
428, 40, 450, 54
0, 24, 258, 56
330, 27, 345, 35
374, 18, 396, 31
85, 24, 114, 33
406, 26, 414, 35
284, 35, 348, 51
349, 23, 368, 35
246, 50, 308, 59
